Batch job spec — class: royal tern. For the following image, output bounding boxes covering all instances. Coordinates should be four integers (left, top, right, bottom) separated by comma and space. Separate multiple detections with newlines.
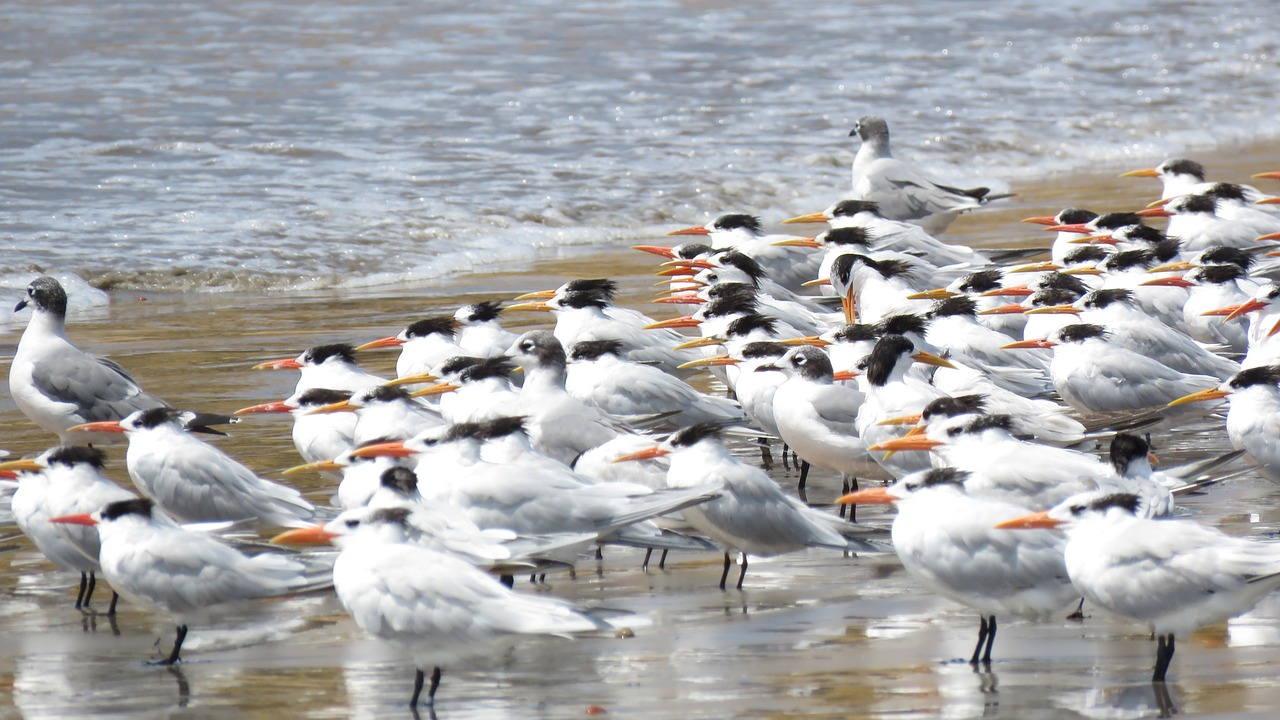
614, 423, 887, 589
52, 497, 325, 665
1121, 158, 1274, 204
785, 199, 994, 268
848, 116, 1004, 234
839, 467, 1076, 663
423, 355, 522, 424
309, 384, 443, 447
666, 213, 819, 292
254, 343, 386, 395
998, 491, 1280, 681
0, 446, 134, 612
69, 408, 322, 527
1166, 263, 1257, 352
1023, 208, 1099, 265
356, 316, 463, 379
1141, 194, 1270, 252
234, 388, 358, 465
9, 275, 169, 444
453, 301, 518, 358
271, 506, 611, 707
1169, 365, 1280, 482
1006, 324, 1219, 413
855, 334, 952, 479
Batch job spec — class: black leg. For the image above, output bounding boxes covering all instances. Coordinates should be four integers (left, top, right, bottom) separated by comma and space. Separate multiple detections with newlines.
642, 549, 653, 572
1066, 597, 1085, 621
499, 574, 514, 588
970, 616, 990, 665
428, 666, 442, 704
782, 443, 792, 470
757, 436, 773, 470
529, 573, 538, 584
658, 549, 668, 570
981, 615, 996, 663
1153, 633, 1175, 682
736, 554, 748, 590
846, 476, 858, 522
838, 476, 849, 518
160, 625, 187, 665
411, 669, 425, 706
74, 572, 88, 610
84, 573, 97, 608
798, 460, 810, 492
108, 591, 120, 616
719, 552, 731, 590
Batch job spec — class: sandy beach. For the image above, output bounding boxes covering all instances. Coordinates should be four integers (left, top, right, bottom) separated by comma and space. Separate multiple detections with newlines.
3, 142, 1280, 719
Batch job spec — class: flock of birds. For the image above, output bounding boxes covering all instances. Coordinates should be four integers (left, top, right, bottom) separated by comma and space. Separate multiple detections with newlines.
5, 115, 1280, 711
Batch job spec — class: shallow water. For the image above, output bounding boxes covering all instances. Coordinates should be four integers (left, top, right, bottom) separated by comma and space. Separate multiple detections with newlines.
3, 0, 1280, 292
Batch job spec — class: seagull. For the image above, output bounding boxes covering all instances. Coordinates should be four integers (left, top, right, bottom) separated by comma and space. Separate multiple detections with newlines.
9, 275, 168, 444
848, 115, 1004, 234
0, 445, 135, 613
52, 497, 325, 665
271, 505, 612, 707
997, 491, 1280, 682
613, 422, 888, 589
839, 467, 1076, 664
70, 408, 323, 527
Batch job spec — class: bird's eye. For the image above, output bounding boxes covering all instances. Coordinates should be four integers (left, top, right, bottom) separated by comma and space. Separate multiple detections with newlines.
947, 427, 962, 437
345, 519, 360, 528
1069, 505, 1085, 516
903, 482, 918, 491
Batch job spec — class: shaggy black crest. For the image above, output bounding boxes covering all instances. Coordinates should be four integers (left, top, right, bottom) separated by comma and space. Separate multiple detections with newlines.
360, 385, 413, 404
864, 335, 916, 387
726, 313, 778, 338
829, 199, 882, 218
869, 257, 917, 280
296, 388, 353, 406
132, 407, 187, 429
957, 270, 1003, 294
822, 227, 874, 247
873, 317, 926, 342
379, 468, 420, 498
905, 467, 970, 491
960, 414, 1015, 435
563, 278, 618, 300
1080, 288, 1134, 310
711, 214, 763, 234
1151, 237, 1181, 262
1122, 224, 1167, 245
921, 394, 986, 420
672, 243, 715, 260
1228, 365, 1280, 390
706, 282, 757, 304
1036, 272, 1089, 295
16, 276, 68, 317
368, 506, 414, 527
1071, 493, 1141, 516
829, 253, 871, 285
404, 316, 460, 339
669, 421, 727, 447
1030, 288, 1085, 307
448, 416, 528, 443
704, 291, 758, 318
459, 300, 504, 323
1058, 208, 1098, 225
1063, 245, 1111, 265
1162, 158, 1205, 180
569, 340, 625, 362
930, 296, 978, 319
1194, 263, 1247, 284
1093, 212, 1144, 231
304, 343, 358, 366
1102, 249, 1154, 273
100, 497, 155, 521
1055, 324, 1108, 343
437, 355, 483, 377
740, 341, 787, 360
1178, 194, 1218, 214
46, 445, 108, 470
829, 323, 879, 344
1198, 246, 1254, 270
718, 250, 767, 282
558, 290, 611, 310
1109, 433, 1150, 474
1204, 182, 1247, 202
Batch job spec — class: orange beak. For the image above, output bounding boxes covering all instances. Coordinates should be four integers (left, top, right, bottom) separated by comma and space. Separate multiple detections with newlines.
1167, 387, 1230, 407
270, 525, 339, 545
667, 225, 711, 236
234, 400, 293, 415
632, 245, 677, 259
911, 351, 955, 369
1257, 231, 1280, 242
1118, 168, 1160, 178
781, 212, 830, 225
410, 382, 461, 397
1136, 208, 1172, 218
1044, 224, 1094, 234
1224, 298, 1269, 322
835, 487, 899, 505
253, 357, 303, 370
867, 436, 942, 452
354, 336, 406, 351
49, 513, 97, 526
771, 237, 823, 249
876, 413, 922, 427
977, 304, 1028, 316
643, 316, 701, 330
351, 441, 417, 459
611, 446, 671, 463
980, 285, 1032, 298
994, 510, 1064, 530
1139, 276, 1194, 288
1252, 172, 1280, 180
1001, 338, 1056, 349
66, 421, 127, 434
0, 458, 44, 473
832, 369, 859, 381
1021, 215, 1059, 226
677, 354, 741, 369
282, 459, 345, 475
778, 335, 831, 347
504, 301, 553, 312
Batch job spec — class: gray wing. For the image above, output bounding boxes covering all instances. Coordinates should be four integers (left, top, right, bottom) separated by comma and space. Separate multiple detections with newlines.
32, 351, 168, 421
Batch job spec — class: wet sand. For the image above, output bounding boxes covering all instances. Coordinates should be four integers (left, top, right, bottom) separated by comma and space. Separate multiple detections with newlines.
3, 144, 1280, 718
